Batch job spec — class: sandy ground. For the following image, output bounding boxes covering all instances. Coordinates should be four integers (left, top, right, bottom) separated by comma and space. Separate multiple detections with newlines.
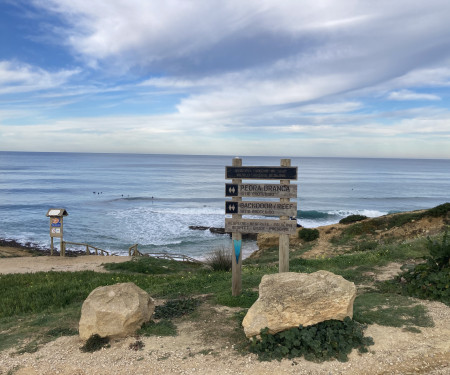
0, 299, 449, 375
1, 249, 449, 374
0, 253, 131, 274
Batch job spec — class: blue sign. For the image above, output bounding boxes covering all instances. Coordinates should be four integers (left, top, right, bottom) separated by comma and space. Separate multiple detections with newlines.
233, 239, 242, 264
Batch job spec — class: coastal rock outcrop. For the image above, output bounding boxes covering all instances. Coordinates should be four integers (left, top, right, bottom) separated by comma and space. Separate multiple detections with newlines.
242, 270, 356, 338
79, 282, 154, 340
188, 226, 257, 240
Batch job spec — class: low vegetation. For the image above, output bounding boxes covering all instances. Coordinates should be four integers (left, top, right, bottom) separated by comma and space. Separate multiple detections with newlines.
153, 297, 202, 319
298, 228, 320, 242
341, 203, 449, 238
205, 247, 232, 271
103, 256, 202, 274
1, 203, 449, 362
390, 231, 450, 305
249, 317, 373, 362
339, 214, 368, 224
80, 334, 110, 353
138, 319, 177, 337
353, 293, 434, 331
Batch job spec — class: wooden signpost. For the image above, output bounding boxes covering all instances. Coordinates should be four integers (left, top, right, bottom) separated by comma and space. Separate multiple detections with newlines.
46, 208, 68, 256
225, 158, 298, 296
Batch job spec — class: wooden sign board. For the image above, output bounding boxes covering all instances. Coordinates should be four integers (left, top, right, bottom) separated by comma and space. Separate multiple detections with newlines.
225, 218, 297, 234
49, 217, 63, 238
226, 183, 297, 198
226, 166, 298, 180
226, 201, 297, 217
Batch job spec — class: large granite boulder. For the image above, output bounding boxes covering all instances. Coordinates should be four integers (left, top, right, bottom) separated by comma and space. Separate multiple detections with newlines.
79, 282, 154, 340
242, 271, 356, 338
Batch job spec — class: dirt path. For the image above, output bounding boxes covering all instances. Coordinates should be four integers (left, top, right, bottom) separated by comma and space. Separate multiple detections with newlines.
0, 254, 131, 274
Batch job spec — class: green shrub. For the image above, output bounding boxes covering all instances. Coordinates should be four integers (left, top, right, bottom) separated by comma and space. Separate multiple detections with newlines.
248, 317, 373, 362
80, 334, 109, 352
425, 203, 450, 218
339, 215, 368, 225
298, 228, 320, 242
399, 265, 449, 305
395, 231, 450, 305
426, 230, 450, 269
205, 247, 232, 271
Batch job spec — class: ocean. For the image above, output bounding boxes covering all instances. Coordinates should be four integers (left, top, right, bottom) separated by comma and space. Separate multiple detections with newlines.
0, 152, 449, 259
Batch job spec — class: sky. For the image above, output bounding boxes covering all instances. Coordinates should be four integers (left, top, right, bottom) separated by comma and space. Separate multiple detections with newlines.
1, 0, 450, 158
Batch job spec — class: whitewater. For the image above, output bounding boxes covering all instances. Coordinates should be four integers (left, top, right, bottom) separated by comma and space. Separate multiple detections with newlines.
1, 152, 449, 259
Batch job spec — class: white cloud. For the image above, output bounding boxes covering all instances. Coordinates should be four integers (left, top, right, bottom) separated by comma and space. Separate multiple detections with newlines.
388, 89, 441, 101
21, 1, 450, 111
3, 0, 450, 158
0, 60, 79, 94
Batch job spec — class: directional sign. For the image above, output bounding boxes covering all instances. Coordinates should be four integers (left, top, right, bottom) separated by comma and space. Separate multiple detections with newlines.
226, 166, 298, 180
225, 218, 297, 234
226, 184, 239, 196
226, 201, 297, 216
226, 183, 297, 198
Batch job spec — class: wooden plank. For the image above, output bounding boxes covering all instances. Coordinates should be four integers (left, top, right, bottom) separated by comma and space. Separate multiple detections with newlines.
225, 201, 297, 216
231, 157, 242, 297
225, 183, 297, 198
225, 166, 298, 180
279, 158, 291, 273
225, 218, 297, 234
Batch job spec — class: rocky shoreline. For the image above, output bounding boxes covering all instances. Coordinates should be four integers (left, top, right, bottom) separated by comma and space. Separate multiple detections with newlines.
188, 225, 258, 240
0, 238, 89, 257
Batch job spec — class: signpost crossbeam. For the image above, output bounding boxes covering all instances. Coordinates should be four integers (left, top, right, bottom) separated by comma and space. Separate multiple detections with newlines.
225, 158, 298, 296
225, 201, 297, 217
225, 166, 297, 180
225, 218, 297, 234
225, 183, 297, 198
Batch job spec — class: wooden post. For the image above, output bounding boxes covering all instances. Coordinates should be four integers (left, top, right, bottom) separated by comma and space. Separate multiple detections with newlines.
279, 159, 291, 272
232, 157, 243, 296
61, 240, 65, 257
50, 237, 54, 256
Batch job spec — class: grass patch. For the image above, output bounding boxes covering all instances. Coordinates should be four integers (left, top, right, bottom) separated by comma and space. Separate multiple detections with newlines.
103, 256, 202, 274
0, 271, 163, 318
243, 246, 279, 265
351, 240, 379, 252
215, 289, 258, 308
154, 297, 201, 319
354, 293, 434, 330
0, 306, 80, 353
138, 320, 177, 336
